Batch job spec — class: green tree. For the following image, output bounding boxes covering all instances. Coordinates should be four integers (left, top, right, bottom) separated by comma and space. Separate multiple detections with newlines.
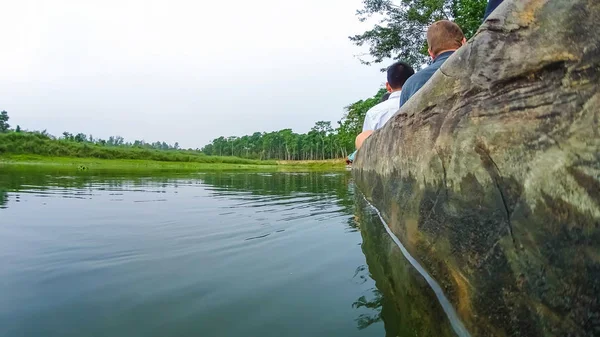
311, 121, 333, 160
249, 132, 263, 158
305, 130, 318, 160
15, 125, 21, 133
227, 136, 237, 156
0, 111, 10, 133
280, 129, 296, 160
74, 133, 87, 142
349, 0, 487, 67
213, 136, 226, 156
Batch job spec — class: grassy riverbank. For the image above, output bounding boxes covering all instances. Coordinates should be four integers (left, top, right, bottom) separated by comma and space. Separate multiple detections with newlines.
0, 132, 346, 172
0, 132, 273, 165
0, 155, 346, 172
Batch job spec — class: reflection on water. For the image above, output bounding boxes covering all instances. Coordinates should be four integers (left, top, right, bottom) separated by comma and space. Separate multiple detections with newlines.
352, 288, 384, 329
0, 188, 7, 208
0, 168, 380, 337
0, 167, 462, 336
354, 194, 458, 337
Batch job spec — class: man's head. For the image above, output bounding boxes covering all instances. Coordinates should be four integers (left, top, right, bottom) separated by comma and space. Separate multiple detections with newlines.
386, 61, 415, 92
426, 20, 466, 59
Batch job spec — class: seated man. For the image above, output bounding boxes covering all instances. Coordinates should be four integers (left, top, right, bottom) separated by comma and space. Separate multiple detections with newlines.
399, 20, 466, 108
363, 61, 414, 132
352, 61, 414, 154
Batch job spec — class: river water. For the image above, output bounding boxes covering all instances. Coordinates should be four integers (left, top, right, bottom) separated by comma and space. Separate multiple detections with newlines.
0, 168, 456, 337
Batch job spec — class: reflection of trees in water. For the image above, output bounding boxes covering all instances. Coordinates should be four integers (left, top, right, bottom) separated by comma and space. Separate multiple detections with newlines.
352, 264, 369, 284
199, 171, 356, 214
0, 168, 354, 199
198, 172, 352, 197
353, 194, 457, 337
0, 168, 210, 196
352, 289, 383, 330
0, 168, 145, 191
0, 169, 356, 214
0, 189, 7, 208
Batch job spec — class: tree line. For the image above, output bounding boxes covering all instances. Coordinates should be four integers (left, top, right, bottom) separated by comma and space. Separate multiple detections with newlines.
0, 110, 185, 152
60, 131, 182, 151
0, 110, 272, 165
200, 89, 387, 160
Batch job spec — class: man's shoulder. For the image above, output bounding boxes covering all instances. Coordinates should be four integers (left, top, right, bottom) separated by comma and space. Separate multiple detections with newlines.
401, 72, 422, 97
413, 64, 438, 82
402, 74, 418, 88
363, 101, 387, 131
366, 100, 389, 115
405, 64, 439, 92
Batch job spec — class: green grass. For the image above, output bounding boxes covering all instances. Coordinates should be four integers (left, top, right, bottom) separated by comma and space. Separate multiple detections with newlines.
0, 132, 275, 165
0, 132, 346, 172
0, 155, 345, 172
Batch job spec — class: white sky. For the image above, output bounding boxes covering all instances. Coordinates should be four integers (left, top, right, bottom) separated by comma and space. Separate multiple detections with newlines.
1, 0, 387, 148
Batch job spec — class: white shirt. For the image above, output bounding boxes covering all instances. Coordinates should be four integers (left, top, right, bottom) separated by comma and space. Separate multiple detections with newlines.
362, 90, 402, 132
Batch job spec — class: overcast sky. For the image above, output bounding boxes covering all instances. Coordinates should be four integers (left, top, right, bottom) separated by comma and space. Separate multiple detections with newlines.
1, 0, 388, 148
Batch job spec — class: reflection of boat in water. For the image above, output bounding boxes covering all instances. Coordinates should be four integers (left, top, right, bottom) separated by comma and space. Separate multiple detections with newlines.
353, 193, 457, 337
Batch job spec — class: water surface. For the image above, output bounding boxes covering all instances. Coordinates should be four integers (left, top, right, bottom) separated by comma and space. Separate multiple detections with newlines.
0, 168, 456, 337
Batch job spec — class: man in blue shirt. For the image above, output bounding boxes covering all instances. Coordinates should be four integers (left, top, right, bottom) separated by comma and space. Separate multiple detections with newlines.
399, 20, 466, 108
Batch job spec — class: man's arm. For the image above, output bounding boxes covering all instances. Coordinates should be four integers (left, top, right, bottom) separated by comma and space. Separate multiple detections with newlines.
355, 130, 373, 150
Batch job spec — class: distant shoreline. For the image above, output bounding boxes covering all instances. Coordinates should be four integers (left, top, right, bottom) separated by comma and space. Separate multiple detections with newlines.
0, 155, 346, 172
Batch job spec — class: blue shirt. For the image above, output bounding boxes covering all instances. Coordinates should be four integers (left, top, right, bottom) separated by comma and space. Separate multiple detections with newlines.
399, 51, 455, 108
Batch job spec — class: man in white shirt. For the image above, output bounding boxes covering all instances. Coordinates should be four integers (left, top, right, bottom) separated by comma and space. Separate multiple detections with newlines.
355, 61, 414, 151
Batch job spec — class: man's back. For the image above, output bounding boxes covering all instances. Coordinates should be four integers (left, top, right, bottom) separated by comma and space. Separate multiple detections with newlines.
399, 51, 454, 108
362, 91, 402, 132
